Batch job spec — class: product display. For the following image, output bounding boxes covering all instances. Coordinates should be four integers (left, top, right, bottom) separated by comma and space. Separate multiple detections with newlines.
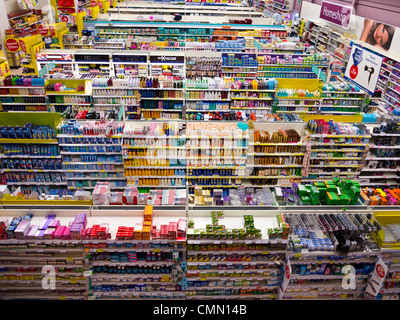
1, 0, 400, 303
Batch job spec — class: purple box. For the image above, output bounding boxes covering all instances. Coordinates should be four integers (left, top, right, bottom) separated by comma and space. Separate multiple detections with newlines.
73, 213, 87, 229
34, 229, 45, 239
38, 215, 55, 230
70, 224, 84, 240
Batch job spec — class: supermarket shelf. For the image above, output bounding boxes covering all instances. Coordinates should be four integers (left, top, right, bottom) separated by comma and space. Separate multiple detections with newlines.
0, 139, 58, 144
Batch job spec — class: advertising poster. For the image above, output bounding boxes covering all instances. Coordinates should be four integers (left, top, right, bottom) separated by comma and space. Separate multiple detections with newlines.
344, 44, 383, 95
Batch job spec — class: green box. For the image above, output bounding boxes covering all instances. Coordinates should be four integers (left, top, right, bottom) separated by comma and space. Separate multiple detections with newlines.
339, 194, 351, 205
298, 185, 308, 196
301, 196, 311, 204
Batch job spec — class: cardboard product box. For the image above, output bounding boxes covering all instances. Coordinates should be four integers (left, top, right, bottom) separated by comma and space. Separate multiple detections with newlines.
160, 224, 169, 239
326, 192, 340, 205
359, 192, 370, 205
53, 226, 66, 239
177, 219, 187, 239
301, 196, 311, 204
339, 193, 351, 205
298, 185, 308, 196
142, 226, 151, 240
168, 222, 177, 240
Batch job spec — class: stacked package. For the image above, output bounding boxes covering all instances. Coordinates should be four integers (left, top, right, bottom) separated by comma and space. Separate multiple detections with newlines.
70, 213, 87, 239
0, 212, 87, 240
276, 179, 360, 206
92, 182, 111, 205
268, 213, 289, 239
360, 187, 400, 206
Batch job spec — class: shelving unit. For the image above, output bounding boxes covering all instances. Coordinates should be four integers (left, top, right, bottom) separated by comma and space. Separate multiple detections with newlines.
84, 208, 187, 300
58, 128, 125, 191
0, 210, 88, 300
280, 211, 382, 300
307, 130, 369, 181
186, 209, 285, 300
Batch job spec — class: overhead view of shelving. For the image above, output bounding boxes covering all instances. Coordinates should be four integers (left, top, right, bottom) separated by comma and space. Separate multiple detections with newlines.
1, 0, 400, 307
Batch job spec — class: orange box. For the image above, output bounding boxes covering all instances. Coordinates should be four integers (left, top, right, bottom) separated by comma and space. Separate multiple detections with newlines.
359, 192, 370, 205
370, 196, 379, 206
144, 205, 153, 222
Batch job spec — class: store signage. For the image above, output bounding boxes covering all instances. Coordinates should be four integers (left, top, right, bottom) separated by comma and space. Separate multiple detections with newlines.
19, 40, 27, 53
319, 1, 353, 29
39, 61, 56, 77
273, 0, 286, 5
75, 54, 110, 62
38, 24, 49, 36
312, 65, 327, 82
364, 258, 387, 299
344, 44, 383, 95
5, 39, 20, 52
37, 53, 72, 61
281, 258, 291, 292
118, 105, 124, 121
150, 55, 184, 63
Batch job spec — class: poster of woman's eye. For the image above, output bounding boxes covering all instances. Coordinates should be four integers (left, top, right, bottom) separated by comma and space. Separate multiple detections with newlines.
359, 19, 396, 52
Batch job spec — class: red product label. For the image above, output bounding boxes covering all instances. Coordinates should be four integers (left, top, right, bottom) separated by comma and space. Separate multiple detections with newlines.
19, 40, 26, 53
38, 24, 49, 36
90, 0, 97, 6
5, 39, 19, 52
376, 264, 386, 278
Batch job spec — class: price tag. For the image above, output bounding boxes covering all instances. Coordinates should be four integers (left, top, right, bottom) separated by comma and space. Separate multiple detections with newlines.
84, 270, 93, 277
262, 251, 269, 255
154, 249, 160, 253
200, 276, 207, 281
394, 260, 399, 263
97, 249, 103, 253
59, 296, 66, 300
214, 241, 220, 245
67, 257, 74, 262
226, 241, 233, 244
245, 240, 252, 244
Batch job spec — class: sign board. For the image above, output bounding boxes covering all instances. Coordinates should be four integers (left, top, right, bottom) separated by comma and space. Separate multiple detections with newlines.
5, 39, 20, 52
281, 258, 291, 293
150, 55, 184, 63
364, 258, 388, 299
39, 61, 56, 77
344, 44, 383, 95
312, 65, 327, 82
273, 0, 285, 4
37, 53, 72, 61
118, 105, 124, 121
319, 0, 353, 29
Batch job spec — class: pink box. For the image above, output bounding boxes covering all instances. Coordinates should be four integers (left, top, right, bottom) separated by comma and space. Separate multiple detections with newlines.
53, 226, 66, 239
48, 220, 60, 228
62, 227, 71, 240
14, 220, 30, 238
26, 225, 39, 239
44, 228, 55, 239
